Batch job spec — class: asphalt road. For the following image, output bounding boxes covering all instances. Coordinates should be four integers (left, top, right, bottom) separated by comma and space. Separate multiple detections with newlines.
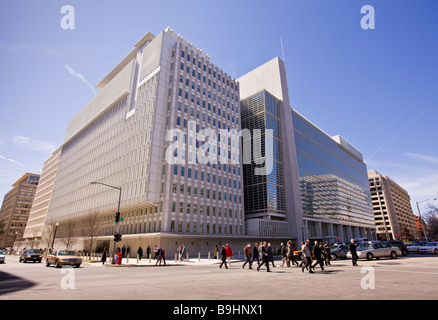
1, 253, 438, 300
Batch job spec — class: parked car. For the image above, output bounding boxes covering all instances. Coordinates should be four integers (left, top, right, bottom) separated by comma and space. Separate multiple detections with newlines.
347, 242, 401, 260
19, 249, 42, 263
330, 244, 349, 260
382, 240, 408, 256
407, 241, 426, 253
46, 250, 82, 268
418, 242, 438, 254
0, 249, 5, 263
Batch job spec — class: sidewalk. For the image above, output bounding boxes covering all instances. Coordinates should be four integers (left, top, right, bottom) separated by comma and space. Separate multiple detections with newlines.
89, 256, 244, 267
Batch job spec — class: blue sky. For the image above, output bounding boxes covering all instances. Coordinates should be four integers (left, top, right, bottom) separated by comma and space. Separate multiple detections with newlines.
1, 0, 437, 212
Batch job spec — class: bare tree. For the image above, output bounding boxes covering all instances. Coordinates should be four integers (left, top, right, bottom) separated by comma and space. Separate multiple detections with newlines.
81, 211, 104, 255
424, 204, 438, 241
58, 218, 78, 249
42, 221, 58, 250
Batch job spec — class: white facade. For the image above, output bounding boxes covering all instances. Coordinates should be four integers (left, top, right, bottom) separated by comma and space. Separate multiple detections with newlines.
41, 28, 245, 249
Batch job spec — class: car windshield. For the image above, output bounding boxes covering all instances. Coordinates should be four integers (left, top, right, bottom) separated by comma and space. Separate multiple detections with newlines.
27, 249, 41, 254
411, 242, 422, 246
425, 243, 437, 247
58, 250, 78, 256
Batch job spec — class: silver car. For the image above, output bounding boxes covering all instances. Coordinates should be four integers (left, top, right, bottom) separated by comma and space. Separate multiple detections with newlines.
0, 249, 5, 263
348, 242, 401, 260
418, 242, 438, 254
330, 244, 349, 260
407, 241, 426, 253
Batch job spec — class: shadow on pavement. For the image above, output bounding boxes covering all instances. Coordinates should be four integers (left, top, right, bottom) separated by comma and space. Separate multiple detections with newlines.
0, 270, 37, 295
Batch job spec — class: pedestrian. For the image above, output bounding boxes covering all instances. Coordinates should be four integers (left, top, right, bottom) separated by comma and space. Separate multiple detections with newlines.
146, 245, 151, 259
156, 246, 163, 266
242, 244, 253, 269
225, 243, 233, 267
280, 242, 287, 267
288, 241, 298, 267
137, 246, 143, 261
101, 248, 107, 265
177, 245, 182, 261
301, 240, 314, 273
312, 241, 325, 271
257, 241, 271, 272
214, 245, 218, 259
324, 241, 331, 266
252, 242, 260, 265
267, 243, 276, 267
219, 245, 228, 269
122, 245, 126, 258
154, 245, 158, 260
349, 239, 359, 266
181, 244, 187, 262
126, 245, 130, 258
162, 247, 166, 266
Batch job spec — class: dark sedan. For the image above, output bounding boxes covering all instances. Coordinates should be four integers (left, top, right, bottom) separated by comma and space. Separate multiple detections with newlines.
19, 249, 43, 263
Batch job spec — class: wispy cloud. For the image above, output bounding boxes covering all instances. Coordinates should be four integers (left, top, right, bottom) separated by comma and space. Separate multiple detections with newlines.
64, 64, 97, 95
404, 152, 438, 165
0, 155, 22, 166
13, 135, 57, 153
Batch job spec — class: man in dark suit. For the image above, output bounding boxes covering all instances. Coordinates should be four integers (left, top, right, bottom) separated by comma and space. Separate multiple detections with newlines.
349, 239, 359, 266
257, 241, 271, 272
312, 241, 324, 271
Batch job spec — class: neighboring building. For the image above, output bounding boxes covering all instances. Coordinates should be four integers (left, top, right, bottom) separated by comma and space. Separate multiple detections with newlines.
238, 57, 375, 243
368, 170, 419, 240
22, 150, 61, 246
27, 28, 246, 253
0, 173, 40, 248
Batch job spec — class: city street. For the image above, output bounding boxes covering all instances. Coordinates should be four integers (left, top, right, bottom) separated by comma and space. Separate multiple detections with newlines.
1, 253, 438, 300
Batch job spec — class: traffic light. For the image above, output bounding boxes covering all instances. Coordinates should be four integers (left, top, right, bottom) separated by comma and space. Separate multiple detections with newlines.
114, 234, 122, 242
115, 211, 120, 223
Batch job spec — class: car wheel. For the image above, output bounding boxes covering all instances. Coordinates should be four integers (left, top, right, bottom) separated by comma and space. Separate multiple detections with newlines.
74, 264, 81, 268
390, 251, 397, 259
402, 249, 407, 256
331, 254, 337, 260
45, 259, 50, 267
366, 253, 374, 260
435, 249, 438, 255
55, 260, 62, 268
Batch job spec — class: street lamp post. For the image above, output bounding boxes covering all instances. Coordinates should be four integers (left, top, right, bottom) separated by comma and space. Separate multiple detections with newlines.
416, 197, 437, 242
90, 181, 122, 264
51, 222, 59, 251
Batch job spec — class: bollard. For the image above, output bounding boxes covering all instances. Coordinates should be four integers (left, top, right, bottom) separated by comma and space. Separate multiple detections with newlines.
186, 252, 189, 262
208, 252, 210, 261
137, 254, 139, 264
175, 252, 178, 262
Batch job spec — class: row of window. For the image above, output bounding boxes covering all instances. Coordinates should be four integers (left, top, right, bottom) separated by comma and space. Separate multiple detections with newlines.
171, 200, 242, 218
170, 220, 243, 235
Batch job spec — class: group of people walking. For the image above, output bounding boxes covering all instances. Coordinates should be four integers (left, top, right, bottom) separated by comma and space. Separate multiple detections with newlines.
300, 240, 332, 273
219, 239, 359, 274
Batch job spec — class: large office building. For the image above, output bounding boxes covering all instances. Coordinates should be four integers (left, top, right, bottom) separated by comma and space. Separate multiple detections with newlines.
368, 170, 419, 240
24, 28, 245, 253
0, 173, 40, 248
238, 57, 376, 243
22, 29, 377, 253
